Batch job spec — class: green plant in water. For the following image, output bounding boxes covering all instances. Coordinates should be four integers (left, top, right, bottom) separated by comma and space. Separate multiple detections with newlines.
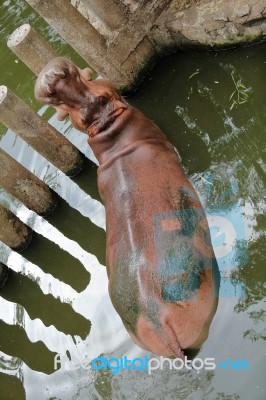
229, 73, 250, 110
188, 69, 200, 80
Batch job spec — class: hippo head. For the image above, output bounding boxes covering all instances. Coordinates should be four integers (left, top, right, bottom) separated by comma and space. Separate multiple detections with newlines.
35, 57, 127, 137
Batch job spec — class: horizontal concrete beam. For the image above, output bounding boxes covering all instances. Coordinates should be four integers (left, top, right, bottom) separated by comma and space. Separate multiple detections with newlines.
82, 0, 128, 29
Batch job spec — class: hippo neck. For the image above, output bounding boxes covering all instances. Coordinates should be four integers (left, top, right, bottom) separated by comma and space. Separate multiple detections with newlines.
87, 106, 167, 165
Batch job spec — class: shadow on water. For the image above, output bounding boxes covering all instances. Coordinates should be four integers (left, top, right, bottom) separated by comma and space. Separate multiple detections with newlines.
22, 230, 91, 293
0, 373, 26, 400
71, 157, 102, 203
0, 320, 56, 374
45, 197, 106, 266
0, 269, 91, 339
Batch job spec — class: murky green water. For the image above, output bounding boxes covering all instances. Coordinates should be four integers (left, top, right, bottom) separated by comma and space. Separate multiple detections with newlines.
0, 1, 265, 399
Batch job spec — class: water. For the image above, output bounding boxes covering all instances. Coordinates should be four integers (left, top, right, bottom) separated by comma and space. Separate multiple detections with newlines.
0, 1, 265, 399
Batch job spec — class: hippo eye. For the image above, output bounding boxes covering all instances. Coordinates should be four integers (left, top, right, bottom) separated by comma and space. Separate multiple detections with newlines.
48, 91, 56, 98
99, 95, 108, 105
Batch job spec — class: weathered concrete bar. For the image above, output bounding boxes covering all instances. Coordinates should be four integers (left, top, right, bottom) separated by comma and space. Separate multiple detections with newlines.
0, 262, 9, 288
0, 205, 32, 251
0, 86, 84, 176
24, 0, 125, 87
7, 24, 57, 75
82, 0, 128, 29
0, 149, 57, 216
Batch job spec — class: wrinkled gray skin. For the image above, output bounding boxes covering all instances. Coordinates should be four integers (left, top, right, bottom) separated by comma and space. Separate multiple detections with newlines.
35, 57, 220, 358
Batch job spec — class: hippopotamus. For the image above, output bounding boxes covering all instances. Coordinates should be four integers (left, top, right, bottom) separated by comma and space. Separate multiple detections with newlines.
35, 57, 219, 358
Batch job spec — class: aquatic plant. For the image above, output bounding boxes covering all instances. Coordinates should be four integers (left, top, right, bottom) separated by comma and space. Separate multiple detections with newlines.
188, 69, 200, 80
229, 73, 250, 110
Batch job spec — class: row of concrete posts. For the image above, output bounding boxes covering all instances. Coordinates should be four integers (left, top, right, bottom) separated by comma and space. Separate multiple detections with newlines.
0, 0, 168, 282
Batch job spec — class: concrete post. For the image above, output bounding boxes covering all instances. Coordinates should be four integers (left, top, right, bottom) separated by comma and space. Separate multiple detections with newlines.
0, 149, 57, 216
24, 0, 124, 86
0, 263, 9, 288
7, 24, 57, 75
82, 0, 128, 29
0, 205, 32, 251
0, 86, 84, 177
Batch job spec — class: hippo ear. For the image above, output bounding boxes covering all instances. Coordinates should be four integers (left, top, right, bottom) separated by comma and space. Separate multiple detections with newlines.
43, 72, 68, 103
34, 73, 56, 103
43, 73, 58, 97
79, 67, 93, 81
55, 107, 68, 121
44, 68, 69, 93
113, 99, 128, 111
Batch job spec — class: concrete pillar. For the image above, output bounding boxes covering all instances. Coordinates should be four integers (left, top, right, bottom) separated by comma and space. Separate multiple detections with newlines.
82, 0, 128, 29
24, 0, 124, 86
0, 86, 84, 177
0, 149, 57, 216
0, 263, 9, 288
7, 24, 57, 75
0, 205, 32, 251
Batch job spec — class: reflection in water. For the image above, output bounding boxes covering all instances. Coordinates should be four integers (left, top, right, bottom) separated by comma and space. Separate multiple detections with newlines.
0, 2, 265, 396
